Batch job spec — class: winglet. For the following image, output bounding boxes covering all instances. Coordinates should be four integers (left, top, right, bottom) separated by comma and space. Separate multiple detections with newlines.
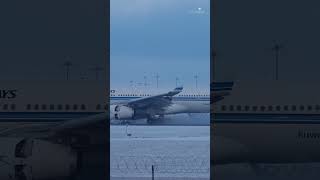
167, 86, 183, 96
174, 86, 183, 92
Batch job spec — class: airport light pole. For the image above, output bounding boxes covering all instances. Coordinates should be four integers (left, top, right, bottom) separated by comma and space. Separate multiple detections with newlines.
144, 75, 147, 88
175, 77, 179, 87
154, 73, 159, 88
129, 80, 134, 88
194, 75, 198, 88
272, 42, 284, 81
63, 60, 72, 80
90, 66, 104, 80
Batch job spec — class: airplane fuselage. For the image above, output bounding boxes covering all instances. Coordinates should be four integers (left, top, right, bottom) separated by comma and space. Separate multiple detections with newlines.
212, 81, 320, 165
111, 96, 209, 113
213, 120, 320, 164
110, 89, 210, 120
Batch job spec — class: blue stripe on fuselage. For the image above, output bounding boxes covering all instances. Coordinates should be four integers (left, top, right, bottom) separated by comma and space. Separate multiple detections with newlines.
0, 112, 101, 122
214, 113, 320, 124
110, 96, 210, 101
212, 88, 233, 91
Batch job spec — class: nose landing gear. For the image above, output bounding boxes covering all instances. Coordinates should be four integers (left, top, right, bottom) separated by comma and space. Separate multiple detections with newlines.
125, 123, 131, 137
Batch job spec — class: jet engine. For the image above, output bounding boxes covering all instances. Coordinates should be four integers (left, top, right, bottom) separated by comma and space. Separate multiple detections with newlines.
110, 105, 135, 120
0, 137, 78, 180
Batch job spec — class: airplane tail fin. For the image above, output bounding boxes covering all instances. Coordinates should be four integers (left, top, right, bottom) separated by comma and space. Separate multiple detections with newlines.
211, 82, 234, 103
211, 82, 234, 91
174, 86, 183, 92
167, 86, 183, 96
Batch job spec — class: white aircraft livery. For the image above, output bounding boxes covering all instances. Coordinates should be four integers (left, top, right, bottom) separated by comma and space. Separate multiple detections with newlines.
212, 80, 320, 166
0, 81, 108, 180
109, 82, 234, 123
0, 81, 107, 122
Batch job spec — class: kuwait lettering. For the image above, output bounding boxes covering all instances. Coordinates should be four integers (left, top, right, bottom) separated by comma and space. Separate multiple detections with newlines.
298, 131, 320, 139
0, 90, 17, 99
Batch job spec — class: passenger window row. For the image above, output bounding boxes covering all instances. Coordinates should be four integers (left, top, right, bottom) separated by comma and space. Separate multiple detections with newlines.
112, 94, 151, 96
0, 104, 108, 111
0, 104, 16, 110
110, 94, 209, 97
178, 95, 209, 97
219, 105, 320, 112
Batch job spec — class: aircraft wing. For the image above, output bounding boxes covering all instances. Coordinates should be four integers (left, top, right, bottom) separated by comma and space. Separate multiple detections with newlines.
125, 87, 183, 110
0, 87, 183, 138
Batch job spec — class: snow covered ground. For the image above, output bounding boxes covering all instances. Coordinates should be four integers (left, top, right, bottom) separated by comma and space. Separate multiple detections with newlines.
213, 163, 320, 180
110, 125, 210, 179
111, 114, 320, 180
110, 113, 210, 126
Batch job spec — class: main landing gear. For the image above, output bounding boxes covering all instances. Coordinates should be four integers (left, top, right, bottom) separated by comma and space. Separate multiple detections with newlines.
146, 114, 164, 124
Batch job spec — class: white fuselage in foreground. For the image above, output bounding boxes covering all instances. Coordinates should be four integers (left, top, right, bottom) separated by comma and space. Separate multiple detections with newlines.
212, 81, 320, 165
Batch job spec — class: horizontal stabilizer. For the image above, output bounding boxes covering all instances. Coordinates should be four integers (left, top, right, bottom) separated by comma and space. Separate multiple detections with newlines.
211, 82, 234, 103
211, 82, 234, 91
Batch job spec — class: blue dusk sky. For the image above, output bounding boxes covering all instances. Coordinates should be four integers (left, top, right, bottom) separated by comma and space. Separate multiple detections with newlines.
110, 0, 210, 89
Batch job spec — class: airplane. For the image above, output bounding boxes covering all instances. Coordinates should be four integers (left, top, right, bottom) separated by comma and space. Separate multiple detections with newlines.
109, 82, 234, 124
212, 80, 320, 168
0, 81, 108, 180
0, 80, 239, 179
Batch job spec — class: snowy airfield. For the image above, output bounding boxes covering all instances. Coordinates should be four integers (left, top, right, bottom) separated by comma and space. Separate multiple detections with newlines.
110, 113, 210, 126
213, 163, 320, 180
110, 114, 210, 179
110, 113, 320, 180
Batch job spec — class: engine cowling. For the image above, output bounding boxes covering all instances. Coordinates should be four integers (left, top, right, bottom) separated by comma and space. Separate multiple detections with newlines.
110, 105, 134, 120
0, 137, 78, 180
